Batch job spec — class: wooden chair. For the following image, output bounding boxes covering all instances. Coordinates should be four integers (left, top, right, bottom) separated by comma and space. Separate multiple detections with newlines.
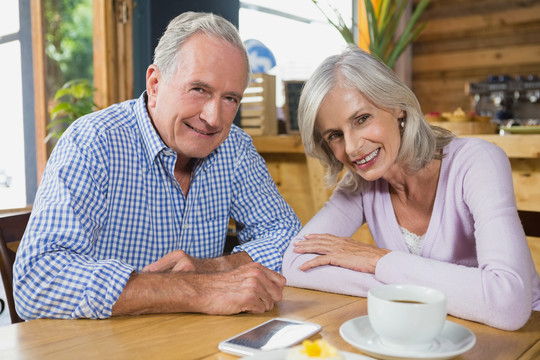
0, 210, 31, 324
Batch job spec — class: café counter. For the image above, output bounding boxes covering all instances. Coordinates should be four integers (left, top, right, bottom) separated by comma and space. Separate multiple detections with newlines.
251, 134, 540, 266
252, 134, 540, 221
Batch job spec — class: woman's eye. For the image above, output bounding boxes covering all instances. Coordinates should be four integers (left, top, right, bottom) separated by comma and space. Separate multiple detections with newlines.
326, 131, 342, 142
354, 114, 370, 125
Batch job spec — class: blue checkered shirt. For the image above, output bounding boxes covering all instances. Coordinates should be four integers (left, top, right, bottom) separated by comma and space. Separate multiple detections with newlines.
13, 93, 301, 319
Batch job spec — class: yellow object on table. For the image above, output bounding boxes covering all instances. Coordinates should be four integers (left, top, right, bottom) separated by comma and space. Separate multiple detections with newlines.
443, 107, 469, 122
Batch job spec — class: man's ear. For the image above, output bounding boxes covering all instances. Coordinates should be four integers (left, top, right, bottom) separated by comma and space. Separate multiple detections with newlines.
146, 65, 160, 107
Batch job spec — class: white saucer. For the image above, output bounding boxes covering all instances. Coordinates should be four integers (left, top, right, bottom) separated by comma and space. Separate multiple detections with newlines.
339, 316, 476, 360
240, 348, 373, 359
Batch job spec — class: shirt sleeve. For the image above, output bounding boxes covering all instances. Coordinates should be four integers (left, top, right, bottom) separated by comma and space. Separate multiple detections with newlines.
229, 136, 302, 272
282, 187, 385, 294
13, 128, 134, 320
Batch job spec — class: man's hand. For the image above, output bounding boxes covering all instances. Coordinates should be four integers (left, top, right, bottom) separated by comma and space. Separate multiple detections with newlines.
141, 250, 254, 274
112, 262, 285, 316
189, 262, 286, 314
141, 250, 199, 273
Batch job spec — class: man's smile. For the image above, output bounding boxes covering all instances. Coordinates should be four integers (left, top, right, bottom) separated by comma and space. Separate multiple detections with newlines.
186, 123, 217, 136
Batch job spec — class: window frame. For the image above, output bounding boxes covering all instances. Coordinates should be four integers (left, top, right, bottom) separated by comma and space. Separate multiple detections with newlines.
30, 0, 134, 184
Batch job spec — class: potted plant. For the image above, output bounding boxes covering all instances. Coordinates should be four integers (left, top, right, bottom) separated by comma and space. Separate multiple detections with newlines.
45, 78, 97, 145
311, 0, 431, 69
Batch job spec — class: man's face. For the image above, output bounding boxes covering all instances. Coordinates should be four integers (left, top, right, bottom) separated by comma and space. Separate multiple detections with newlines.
146, 34, 248, 161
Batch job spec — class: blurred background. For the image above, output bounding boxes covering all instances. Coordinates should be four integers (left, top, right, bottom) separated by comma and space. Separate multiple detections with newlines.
1, 0, 540, 212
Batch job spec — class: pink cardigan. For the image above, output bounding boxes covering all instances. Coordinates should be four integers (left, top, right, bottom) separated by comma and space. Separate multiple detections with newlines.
282, 138, 540, 331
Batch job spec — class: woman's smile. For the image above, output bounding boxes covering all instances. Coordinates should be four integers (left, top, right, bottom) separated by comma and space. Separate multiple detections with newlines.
352, 147, 380, 168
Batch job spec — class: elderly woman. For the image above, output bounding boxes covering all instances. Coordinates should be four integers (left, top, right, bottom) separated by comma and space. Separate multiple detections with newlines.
281, 46, 540, 331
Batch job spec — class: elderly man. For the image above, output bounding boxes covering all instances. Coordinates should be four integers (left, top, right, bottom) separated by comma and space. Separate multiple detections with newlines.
14, 12, 301, 319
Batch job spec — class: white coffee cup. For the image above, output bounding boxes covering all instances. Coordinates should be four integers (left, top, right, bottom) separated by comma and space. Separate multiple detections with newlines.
367, 284, 447, 350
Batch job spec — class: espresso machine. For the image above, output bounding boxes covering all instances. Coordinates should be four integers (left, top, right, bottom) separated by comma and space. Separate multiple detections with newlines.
468, 74, 540, 125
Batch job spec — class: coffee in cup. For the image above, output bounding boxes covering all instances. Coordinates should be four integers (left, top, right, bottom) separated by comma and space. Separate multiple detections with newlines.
367, 284, 447, 350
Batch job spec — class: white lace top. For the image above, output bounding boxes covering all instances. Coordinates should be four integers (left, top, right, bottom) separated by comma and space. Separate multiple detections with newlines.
399, 226, 425, 255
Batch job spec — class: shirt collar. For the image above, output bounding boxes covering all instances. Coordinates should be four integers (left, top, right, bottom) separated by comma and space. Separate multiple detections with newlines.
135, 92, 168, 169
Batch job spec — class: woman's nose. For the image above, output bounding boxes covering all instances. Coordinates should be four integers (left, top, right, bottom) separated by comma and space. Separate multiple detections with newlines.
345, 131, 362, 157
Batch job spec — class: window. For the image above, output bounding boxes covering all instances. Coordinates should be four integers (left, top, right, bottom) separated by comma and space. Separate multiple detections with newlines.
0, 0, 33, 210
239, 0, 354, 107
0, 0, 133, 211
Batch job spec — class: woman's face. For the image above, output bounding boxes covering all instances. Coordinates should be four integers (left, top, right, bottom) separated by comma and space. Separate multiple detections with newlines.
316, 85, 404, 182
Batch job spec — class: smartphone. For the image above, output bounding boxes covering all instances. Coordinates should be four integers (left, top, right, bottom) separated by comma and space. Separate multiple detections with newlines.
218, 318, 322, 357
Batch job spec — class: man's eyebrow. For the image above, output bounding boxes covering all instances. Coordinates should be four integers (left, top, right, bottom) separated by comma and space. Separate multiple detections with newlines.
227, 91, 244, 100
191, 80, 211, 89
190, 80, 243, 100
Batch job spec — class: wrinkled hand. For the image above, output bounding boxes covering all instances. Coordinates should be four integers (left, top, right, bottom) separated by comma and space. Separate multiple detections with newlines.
191, 262, 286, 315
142, 250, 201, 273
293, 233, 390, 274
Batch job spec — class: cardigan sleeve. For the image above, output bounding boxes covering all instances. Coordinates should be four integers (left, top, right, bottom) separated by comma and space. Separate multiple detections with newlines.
376, 140, 535, 331
282, 187, 385, 295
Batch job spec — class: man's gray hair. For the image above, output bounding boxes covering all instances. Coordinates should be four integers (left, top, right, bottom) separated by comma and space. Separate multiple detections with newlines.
153, 12, 250, 85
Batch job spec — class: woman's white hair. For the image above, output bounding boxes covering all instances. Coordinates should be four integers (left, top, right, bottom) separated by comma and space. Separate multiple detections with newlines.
153, 11, 250, 86
298, 45, 454, 192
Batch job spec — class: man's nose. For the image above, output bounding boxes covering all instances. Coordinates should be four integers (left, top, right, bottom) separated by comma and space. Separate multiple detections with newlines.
201, 98, 221, 127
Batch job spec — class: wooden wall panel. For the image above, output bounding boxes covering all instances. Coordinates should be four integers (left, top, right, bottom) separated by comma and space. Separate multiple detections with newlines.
263, 154, 314, 225
93, 0, 133, 109
412, 0, 540, 114
510, 158, 540, 212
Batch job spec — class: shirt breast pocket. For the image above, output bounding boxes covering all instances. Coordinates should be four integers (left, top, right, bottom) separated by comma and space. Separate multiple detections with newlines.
197, 188, 231, 221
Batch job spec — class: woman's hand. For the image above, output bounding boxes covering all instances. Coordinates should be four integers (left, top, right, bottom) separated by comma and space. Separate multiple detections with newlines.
293, 233, 391, 274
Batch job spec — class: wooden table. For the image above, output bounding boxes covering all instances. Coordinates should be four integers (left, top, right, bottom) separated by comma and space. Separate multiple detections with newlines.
0, 287, 539, 359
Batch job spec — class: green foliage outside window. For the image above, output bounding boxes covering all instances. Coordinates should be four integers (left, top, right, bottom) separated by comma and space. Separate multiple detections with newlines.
44, 0, 93, 149
45, 79, 97, 145
44, 0, 93, 88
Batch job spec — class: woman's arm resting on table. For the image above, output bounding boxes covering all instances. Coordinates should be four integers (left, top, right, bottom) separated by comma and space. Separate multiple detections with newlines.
282, 237, 386, 297
281, 187, 387, 296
